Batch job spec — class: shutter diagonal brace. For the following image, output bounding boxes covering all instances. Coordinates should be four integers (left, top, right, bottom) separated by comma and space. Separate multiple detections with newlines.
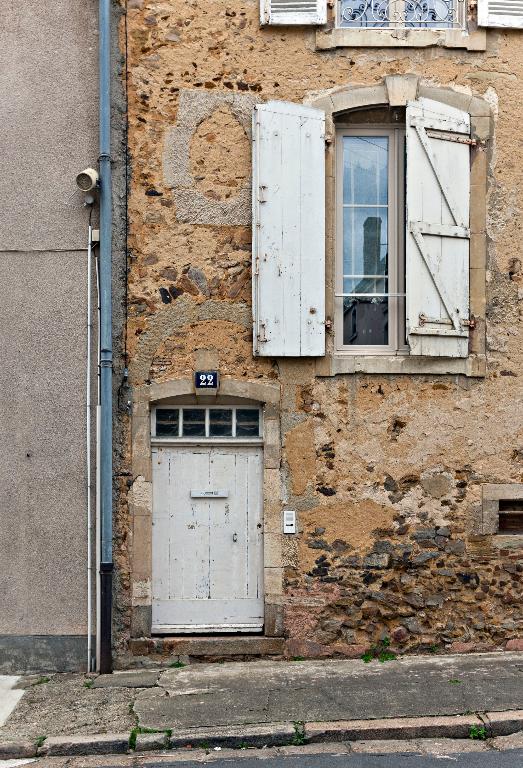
409, 118, 470, 336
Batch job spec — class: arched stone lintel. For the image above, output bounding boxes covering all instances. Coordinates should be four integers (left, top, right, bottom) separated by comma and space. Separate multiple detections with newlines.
307, 77, 494, 139
135, 377, 280, 406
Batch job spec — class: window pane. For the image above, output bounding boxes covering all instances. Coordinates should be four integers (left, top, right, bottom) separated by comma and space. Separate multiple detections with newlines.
209, 408, 233, 437
340, 0, 392, 27
236, 409, 260, 437
343, 297, 389, 346
155, 409, 179, 436
343, 137, 388, 206
343, 208, 388, 278
405, 0, 455, 27
182, 408, 206, 437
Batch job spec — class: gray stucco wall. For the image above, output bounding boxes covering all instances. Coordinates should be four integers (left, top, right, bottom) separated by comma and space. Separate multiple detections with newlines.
0, 1, 103, 672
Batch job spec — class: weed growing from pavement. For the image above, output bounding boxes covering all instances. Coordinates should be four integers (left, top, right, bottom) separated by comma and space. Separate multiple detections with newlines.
169, 660, 186, 668
32, 676, 50, 685
362, 637, 397, 663
129, 726, 171, 750
469, 725, 487, 740
449, 679, 462, 685
83, 679, 94, 688
292, 656, 305, 661
35, 736, 46, 748
292, 722, 306, 746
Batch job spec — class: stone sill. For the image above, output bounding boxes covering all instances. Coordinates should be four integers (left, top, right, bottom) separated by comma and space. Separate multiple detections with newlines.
491, 535, 523, 550
316, 354, 486, 377
316, 27, 487, 50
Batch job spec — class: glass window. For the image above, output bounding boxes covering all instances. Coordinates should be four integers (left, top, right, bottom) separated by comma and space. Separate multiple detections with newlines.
209, 408, 233, 437
155, 408, 179, 436
236, 409, 260, 437
342, 136, 389, 347
182, 408, 206, 437
337, 125, 406, 354
338, 0, 464, 29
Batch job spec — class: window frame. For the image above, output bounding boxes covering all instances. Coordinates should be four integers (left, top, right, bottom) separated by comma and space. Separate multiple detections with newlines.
335, 124, 408, 356
336, 0, 467, 32
151, 405, 263, 444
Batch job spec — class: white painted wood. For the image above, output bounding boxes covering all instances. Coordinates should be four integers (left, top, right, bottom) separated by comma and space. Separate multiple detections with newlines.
152, 445, 263, 631
260, 0, 327, 25
252, 101, 326, 357
406, 97, 470, 358
478, 0, 523, 27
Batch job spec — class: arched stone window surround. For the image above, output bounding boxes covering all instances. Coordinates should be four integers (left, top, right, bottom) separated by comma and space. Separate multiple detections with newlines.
306, 76, 493, 378
129, 378, 284, 640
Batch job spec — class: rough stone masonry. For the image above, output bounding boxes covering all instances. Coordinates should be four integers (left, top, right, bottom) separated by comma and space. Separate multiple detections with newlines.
118, 0, 523, 661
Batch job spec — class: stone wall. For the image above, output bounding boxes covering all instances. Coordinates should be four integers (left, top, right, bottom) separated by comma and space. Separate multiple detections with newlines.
121, 0, 523, 658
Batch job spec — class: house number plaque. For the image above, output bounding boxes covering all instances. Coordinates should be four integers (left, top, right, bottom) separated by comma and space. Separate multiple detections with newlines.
194, 370, 219, 390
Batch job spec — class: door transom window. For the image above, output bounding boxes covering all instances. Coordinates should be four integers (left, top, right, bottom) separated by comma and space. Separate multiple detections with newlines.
152, 406, 261, 439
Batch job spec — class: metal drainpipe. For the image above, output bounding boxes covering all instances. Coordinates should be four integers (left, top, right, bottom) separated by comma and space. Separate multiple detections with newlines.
98, 0, 113, 675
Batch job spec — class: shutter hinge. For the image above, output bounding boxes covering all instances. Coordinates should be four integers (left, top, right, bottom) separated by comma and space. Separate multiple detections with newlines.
324, 317, 333, 332
257, 323, 268, 343
419, 313, 475, 330
324, 133, 333, 146
425, 129, 477, 146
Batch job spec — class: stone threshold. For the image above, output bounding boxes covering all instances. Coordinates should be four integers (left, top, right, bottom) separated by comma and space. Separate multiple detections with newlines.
128, 635, 286, 661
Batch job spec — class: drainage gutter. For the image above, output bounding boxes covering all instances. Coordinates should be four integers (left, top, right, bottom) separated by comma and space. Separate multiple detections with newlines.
98, 0, 113, 674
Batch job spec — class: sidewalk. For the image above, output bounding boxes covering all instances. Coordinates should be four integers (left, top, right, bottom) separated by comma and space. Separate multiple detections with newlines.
1, 652, 523, 758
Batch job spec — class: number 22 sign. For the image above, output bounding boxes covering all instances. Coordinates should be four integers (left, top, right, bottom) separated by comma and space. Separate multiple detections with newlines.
194, 370, 219, 390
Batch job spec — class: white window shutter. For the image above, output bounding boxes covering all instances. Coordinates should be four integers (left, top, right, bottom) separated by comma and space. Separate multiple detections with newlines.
252, 101, 326, 357
406, 97, 471, 358
260, 0, 327, 25
478, 0, 523, 27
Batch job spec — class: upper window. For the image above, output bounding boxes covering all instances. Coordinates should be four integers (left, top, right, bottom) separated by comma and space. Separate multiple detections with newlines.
336, 115, 406, 354
338, 0, 466, 29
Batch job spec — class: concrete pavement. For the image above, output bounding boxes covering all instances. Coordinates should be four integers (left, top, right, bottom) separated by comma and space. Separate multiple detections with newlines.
1, 653, 523, 758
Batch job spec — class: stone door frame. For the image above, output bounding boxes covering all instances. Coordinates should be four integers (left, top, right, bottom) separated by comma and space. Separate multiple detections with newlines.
129, 378, 284, 639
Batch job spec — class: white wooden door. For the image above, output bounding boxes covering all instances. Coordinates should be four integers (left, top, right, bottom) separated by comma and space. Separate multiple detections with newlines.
151, 445, 264, 632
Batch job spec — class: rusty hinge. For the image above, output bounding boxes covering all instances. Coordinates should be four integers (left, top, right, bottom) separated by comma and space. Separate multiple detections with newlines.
324, 133, 333, 146
257, 323, 268, 343
426, 129, 477, 147
419, 313, 476, 330
324, 317, 333, 332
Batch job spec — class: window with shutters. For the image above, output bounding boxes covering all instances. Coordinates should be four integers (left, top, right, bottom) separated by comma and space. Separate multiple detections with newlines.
334, 101, 473, 359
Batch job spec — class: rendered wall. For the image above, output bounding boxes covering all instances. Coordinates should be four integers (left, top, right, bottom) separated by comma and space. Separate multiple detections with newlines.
0, 0, 99, 673
122, 0, 523, 658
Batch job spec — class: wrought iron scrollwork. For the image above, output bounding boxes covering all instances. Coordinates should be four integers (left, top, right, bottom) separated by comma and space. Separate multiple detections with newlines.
339, 0, 465, 28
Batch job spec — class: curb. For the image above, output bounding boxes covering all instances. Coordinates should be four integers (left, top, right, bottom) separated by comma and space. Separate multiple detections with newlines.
1, 711, 522, 759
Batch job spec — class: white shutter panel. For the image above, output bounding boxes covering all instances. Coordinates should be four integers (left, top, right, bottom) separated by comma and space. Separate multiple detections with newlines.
406, 97, 471, 358
478, 0, 523, 27
252, 101, 325, 357
260, 0, 327, 25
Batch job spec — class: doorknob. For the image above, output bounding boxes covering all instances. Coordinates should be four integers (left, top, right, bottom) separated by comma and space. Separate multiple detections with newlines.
232, 533, 238, 542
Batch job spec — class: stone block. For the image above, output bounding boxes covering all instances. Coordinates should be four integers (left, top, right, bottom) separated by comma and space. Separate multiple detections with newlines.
157, 636, 285, 657
385, 74, 418, 106
506, 638, 523, 651
169, 723, 295, 749
286, 639, 330, 658
485, 710, 523, 737
265, 601, 285, 637
131, 605, 152, 638
306, 714, 483, 743
135, 732, 169, 751
0, 741, 37, 759
40, 734, 130, 757
93, 670, 159, 688
264, 567, 283, 595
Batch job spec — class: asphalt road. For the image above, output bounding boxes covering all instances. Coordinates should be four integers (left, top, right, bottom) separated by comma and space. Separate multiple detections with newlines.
138, 750, 523, 768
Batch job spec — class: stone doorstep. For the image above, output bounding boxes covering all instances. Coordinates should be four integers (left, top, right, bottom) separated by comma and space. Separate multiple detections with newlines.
1, 712, 523, 759
129, 635, 286, 658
